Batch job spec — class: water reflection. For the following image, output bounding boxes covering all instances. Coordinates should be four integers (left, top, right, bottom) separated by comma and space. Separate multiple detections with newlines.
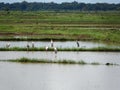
0, 62, 120, 90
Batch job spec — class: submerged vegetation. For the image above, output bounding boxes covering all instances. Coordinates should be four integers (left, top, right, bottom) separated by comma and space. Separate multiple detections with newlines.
0, 57, 118, 66
0, 47, 120, 51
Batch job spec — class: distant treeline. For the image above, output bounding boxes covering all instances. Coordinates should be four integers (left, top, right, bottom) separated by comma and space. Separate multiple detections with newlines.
0, 1, 120, 11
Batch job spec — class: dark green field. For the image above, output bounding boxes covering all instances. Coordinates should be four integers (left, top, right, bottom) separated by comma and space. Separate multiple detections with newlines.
0, 11, 120, 43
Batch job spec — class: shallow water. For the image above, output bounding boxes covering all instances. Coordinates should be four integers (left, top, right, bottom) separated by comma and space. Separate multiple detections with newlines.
0, 41, 119, 48
0, 62, 120, 90
0, 51, 120, 64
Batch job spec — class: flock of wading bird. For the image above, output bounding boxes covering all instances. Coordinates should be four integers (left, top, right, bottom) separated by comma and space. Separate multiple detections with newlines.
6, 40, 81, 54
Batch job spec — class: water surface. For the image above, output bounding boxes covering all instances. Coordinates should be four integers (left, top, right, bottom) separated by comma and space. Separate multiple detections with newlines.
0, 41, 119, 48
0, 51, 120, 64
0, 62, 120, 90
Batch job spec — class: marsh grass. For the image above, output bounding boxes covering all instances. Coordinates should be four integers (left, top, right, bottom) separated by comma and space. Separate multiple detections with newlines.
78, 60, 87, 65
0, 57, 91, 65
91, 62, 100, 65
0, 58, 119, 66
0, 47, 120, 51
0, 11, 120, 43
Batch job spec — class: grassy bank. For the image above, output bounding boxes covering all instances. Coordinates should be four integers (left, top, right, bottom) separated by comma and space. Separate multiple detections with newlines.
0, 57, 118, 66
0, 47, 120, 51
0, 11, 120, 43
0, 28, 120, 43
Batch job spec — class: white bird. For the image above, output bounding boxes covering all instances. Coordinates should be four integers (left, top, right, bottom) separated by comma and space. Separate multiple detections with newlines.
54, 47, 57, 54
45, 46, 49, 51
6, 43, 10, 48
32, 42, 35, 48
51, 39, 54, 47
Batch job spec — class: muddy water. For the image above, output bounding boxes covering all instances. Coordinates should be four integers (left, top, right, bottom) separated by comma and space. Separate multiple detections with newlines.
0, 62, 120, 90
0, 51, 120, 64
0, 41, 119, 48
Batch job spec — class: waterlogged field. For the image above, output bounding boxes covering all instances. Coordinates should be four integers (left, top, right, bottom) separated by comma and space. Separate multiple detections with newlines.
0, 41, 119, 48
0, 11, 120, 43
0, 11, 120, 90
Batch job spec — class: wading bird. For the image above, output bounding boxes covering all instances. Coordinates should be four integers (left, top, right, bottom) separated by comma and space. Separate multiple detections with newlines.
76, 40, 79, 47
32, 42, 35, 48
51, 39, 54, 47
45, 46, 49, 51
6, 43, 10, 48
54, 47, 57, 54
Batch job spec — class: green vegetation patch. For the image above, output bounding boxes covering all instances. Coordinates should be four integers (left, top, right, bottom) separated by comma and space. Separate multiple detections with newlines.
0, 57, 119, 66
0, 47, 120, 51
0, 11, 120, 43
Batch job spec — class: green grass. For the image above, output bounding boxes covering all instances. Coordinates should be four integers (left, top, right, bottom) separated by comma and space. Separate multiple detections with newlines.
0, 11, 120, 24
0, 11, 120, 43
0, 29, 120, 43
0, 47, 120, 51
0, 57, 86, 64
0, 57, 119, 66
